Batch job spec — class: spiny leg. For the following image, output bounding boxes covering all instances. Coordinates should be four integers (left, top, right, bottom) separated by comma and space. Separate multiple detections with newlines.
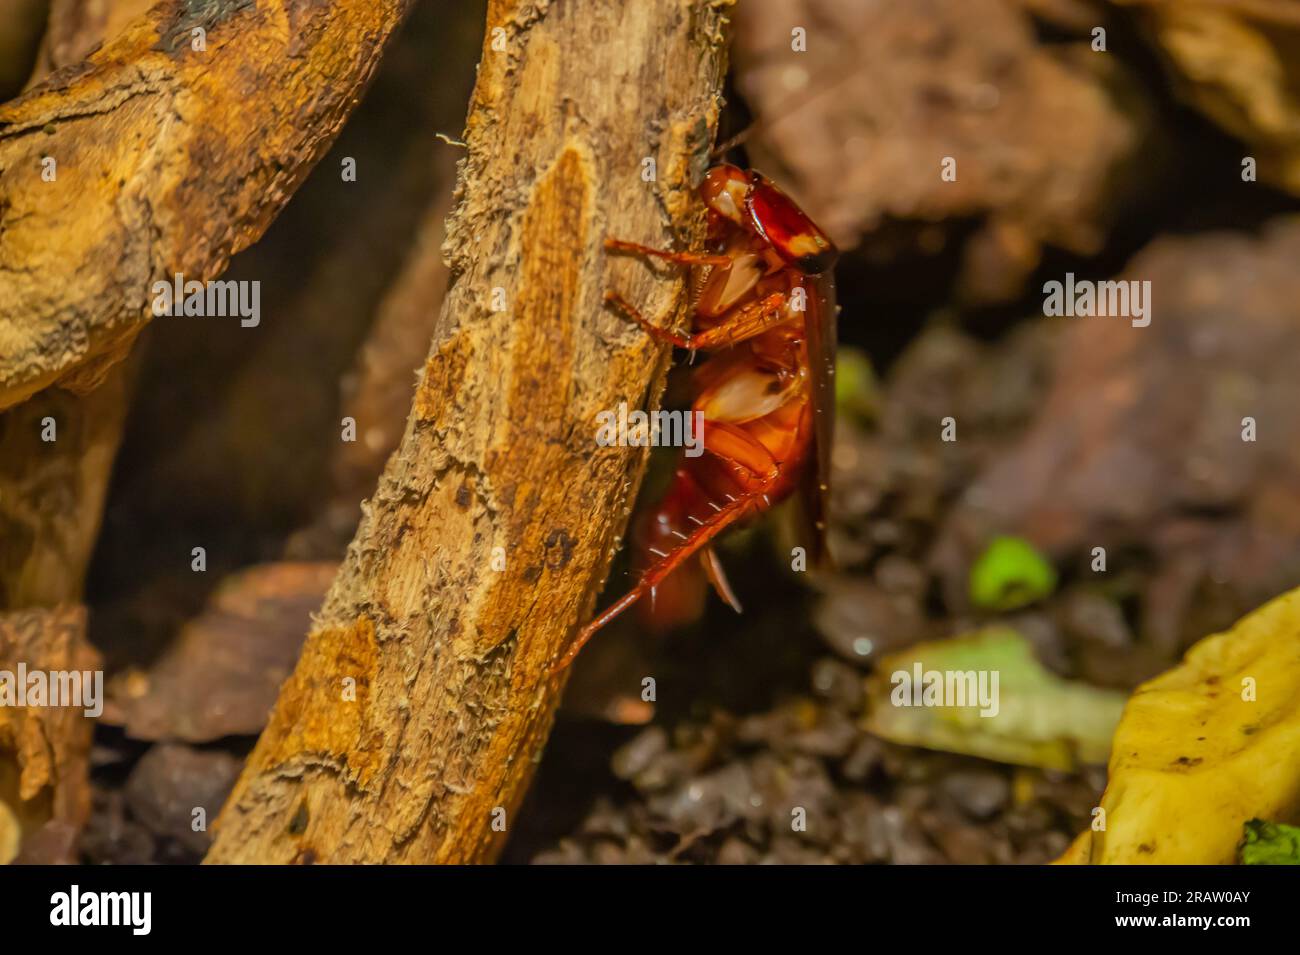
604, 290, 791, 351
551, 484, 772, 673
551, 425, 781, 673
605, 237, 731, 268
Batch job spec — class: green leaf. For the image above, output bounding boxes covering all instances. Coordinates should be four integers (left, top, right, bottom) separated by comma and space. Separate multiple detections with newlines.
865, 628, 1127, 771
1240, 819, 1300, 865
969, 535, 1057, 611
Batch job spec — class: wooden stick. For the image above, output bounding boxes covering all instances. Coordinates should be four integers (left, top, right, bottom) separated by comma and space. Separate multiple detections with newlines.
207, 0, 731, 864
0, 0, 420, 411
0, 0, 152, 611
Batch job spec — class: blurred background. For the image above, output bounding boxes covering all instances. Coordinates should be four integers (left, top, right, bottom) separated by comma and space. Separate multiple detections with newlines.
5, 0, 1299, 864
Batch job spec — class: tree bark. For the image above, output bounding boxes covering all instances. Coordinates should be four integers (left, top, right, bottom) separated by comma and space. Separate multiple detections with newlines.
207, 0, 731, 864
0, 606, 99, 864
0, 0, 418, 608
0, 0, 419, 411
0, 360, 132, 608
0, 1, 152, 612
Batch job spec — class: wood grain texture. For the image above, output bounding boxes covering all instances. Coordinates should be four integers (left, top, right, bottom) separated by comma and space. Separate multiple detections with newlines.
207, 0, 731, 864
0, 0, 418, 411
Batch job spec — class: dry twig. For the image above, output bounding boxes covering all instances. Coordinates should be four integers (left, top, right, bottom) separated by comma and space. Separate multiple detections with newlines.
208, 0, 731, 864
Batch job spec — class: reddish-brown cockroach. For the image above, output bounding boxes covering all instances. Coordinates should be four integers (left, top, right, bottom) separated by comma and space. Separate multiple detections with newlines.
552, 164, 839, 672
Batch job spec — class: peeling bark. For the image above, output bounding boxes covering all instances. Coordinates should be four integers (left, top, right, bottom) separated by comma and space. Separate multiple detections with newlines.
208, 0, 731, 864
0, 0, 419, 411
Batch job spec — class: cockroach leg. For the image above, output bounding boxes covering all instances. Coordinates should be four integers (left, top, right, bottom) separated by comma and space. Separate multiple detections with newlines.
604, 237, 730, 268
550, 482, 771, 673
605, 290, 791, 351
603, 290, 683, 346
689, 292, 791, 349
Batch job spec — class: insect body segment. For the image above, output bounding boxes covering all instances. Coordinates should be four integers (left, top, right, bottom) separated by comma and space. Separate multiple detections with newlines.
552, 165, 839, 672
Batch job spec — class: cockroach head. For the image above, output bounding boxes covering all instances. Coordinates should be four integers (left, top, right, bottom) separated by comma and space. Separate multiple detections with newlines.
699, 164, 752, 227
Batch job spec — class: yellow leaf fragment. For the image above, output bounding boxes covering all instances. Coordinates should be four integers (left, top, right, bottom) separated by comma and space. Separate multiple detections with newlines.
1059, 587, 1300, 864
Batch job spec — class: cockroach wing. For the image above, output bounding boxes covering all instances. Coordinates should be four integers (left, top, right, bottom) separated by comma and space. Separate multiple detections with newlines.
746, 172, 838, 274
798, 271, 837, 569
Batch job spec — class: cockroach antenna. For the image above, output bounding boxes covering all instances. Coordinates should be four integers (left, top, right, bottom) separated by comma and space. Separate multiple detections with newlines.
709, 125, 753, 161
709, 54, 875, 162
435, 132, 468, 148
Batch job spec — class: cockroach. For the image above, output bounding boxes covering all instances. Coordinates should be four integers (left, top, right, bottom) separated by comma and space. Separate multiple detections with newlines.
552, 163, 839, 672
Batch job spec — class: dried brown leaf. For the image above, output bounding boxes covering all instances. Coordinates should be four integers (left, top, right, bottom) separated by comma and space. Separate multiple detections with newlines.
733, 0, 1149, 299
107, 562, 336, 742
